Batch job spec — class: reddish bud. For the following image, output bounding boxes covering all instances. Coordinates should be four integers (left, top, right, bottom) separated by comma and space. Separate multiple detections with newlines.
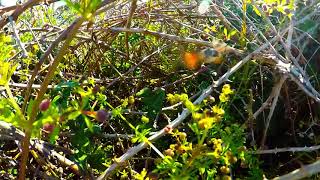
284, 8, 291, 15
262, 4, 268, 12
43, 23, 50, 30
39, 99, 50, 111
92, 85, 100, 94
43, 123, 54, 133
96, 110, 108, 122
164, 125, 173, 134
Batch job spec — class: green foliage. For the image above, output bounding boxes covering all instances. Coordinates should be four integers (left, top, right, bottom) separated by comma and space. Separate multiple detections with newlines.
0, 98, 27, 128
131, 125, 151, 144
2, 0, 319, 179
0, 34, 16, 86
249, 0, 295, 18
137, 87, 165, 119
64, 0, 102, 19
153, 85, 263, 179
0, 34, 14, 61
0, 62, 17, 86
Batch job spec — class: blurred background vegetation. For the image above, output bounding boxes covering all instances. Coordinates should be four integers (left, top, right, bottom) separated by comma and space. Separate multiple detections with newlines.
0, 0, 320, 179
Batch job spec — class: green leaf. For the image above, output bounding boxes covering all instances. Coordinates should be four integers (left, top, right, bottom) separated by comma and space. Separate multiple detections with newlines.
68, 110, 82, 120
252, 6, 261, 16
223, 28, 228, 37
78, 154, 87, 161
0, 62, 17, 85
112, 107, 122, 117
49, 126, 60, 144
92, 124, 102, 134
132, 125, 151, 143
26, 99, 34, 118
0, 99, 16, 123
63, 0, 81, 14
83, 115, 93, 132
136, 87, 151, 97
52, 95, 61, 103
137, 88, 165, 119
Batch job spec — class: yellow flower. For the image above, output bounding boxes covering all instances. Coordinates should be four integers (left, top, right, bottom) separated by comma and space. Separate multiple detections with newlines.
212, 138, 223, 151
211, 138, 223, 159
167, 94, 180, 105
167, 93, 174, 104
212, 105, 225, 116
204, 28, 210, 33
210, 25, 217, 32
198, 117, 214, 129
184, 100, 195, 111
222, 84, 234, 95
213, 116, 222, 123
212, 150, 220, 159
177, 143, 192, 154
192, 112, 203, 121
219, 93, 229, 102
170, 144, 177, 150
223, 151, 237, 165
180, 93, 189, 102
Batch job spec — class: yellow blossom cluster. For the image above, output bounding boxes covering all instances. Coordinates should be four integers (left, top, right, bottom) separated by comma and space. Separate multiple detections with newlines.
223, 151, 237, 166
212, 105, 225, 116
168, 142, 193, 155
197, 106, 225, 129
211, 138, 223, 159
219, 84, 234, 103
166, 93, 189, 105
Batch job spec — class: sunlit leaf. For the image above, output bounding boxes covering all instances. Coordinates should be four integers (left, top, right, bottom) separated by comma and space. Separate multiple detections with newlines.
83, 115, 93, 132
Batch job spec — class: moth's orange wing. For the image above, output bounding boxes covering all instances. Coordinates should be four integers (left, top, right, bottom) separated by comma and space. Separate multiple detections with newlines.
183, 52, 200, 70
82, 110, 96, 117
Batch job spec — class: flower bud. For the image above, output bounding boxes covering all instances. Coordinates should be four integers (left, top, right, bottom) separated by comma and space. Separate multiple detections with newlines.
39, 99, 50, 111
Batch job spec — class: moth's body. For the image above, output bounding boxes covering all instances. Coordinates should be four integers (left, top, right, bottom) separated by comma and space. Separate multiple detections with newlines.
198, 48, 221, 64
183, 41, 243, 70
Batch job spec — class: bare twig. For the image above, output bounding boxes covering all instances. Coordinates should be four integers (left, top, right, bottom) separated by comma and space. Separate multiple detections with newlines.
124, 0, 137, 59
8, 16, 28, 58
255, 145, 320, 154
260, 76, 287, 148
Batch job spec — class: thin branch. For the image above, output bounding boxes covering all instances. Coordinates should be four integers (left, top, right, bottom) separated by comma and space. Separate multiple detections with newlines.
211, 3, 232, 30
21, 20, 75, 114
8, 16, 28, 58
124, 0, 137, 59
255, 145, 320, 154
0, 0, 58, 16
260, 76, 287, 147
253, 88, 274, 119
